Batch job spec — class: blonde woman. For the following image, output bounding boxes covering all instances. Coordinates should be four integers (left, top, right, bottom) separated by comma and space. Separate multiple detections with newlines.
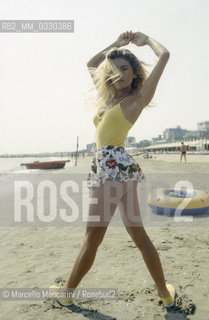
50, 30, 176, 309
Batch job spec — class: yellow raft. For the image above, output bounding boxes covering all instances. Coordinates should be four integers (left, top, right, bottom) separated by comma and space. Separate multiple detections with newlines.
147, 188, 209, 215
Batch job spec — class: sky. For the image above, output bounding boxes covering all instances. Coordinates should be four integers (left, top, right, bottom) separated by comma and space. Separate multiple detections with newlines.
0, 0, 209, 154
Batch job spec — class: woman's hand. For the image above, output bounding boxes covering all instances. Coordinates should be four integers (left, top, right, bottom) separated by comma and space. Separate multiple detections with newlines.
130, 32, 149, 47
114, 30, 134, 47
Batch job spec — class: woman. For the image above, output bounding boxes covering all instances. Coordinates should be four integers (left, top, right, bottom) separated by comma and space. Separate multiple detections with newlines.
50, 30, 176, 309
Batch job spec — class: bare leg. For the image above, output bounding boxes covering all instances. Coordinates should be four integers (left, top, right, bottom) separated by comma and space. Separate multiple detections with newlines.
130, 227, 170, 297
65, 181, 119, 290
118, 181, 170, 298
65, 227, 107, 289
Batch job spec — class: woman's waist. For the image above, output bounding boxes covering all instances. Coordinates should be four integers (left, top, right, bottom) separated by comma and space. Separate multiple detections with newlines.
95, 145, 125, 152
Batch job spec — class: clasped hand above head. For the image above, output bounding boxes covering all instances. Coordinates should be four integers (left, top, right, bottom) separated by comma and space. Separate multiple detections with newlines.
115, 30, 149, 47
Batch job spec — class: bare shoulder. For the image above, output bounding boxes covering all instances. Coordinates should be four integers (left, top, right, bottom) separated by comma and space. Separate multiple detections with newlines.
120, 92, 146, 124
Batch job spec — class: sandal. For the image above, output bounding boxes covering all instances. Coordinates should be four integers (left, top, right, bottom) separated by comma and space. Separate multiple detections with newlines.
161, 284, 176, 308
49, 285, 74, 307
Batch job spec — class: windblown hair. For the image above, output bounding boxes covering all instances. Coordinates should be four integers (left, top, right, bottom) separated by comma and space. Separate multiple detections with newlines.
84, 47, 151, 111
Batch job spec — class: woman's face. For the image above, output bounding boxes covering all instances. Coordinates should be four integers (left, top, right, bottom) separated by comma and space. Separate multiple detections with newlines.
111, 57, 135, 91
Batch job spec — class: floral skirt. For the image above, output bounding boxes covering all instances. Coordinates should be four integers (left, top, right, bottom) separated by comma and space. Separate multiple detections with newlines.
86, 145, 145, 189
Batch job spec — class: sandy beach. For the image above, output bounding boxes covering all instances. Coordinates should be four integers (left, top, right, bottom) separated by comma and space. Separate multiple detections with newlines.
0, 153, 209, 319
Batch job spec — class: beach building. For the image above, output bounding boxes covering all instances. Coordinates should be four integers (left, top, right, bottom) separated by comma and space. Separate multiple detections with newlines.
197, 121, 209, 131
86, 142, 96, 155
163, 126, 187, 140
144, 138, 209, 153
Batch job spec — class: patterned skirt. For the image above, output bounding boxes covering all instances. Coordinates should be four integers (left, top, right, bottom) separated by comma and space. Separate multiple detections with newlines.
86, 145, 145, 189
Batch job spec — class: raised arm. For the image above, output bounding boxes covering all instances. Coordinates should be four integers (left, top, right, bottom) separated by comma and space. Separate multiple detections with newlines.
131, 32, 170, 108
87, 30, 135, 89
87, 42, 119, 69
87, 31, 134, 68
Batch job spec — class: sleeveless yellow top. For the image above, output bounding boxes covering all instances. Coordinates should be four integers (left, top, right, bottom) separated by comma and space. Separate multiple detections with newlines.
93, 101, 134, 149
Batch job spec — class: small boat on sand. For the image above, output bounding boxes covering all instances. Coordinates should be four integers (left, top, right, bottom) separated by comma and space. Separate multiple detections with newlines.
20, 160, 70, 170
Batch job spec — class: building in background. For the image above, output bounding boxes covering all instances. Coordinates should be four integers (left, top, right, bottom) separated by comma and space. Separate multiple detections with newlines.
197, 121, 209, 131
86, 143, 96, 155
163, 126, 187, 140
125, 136, 136, 147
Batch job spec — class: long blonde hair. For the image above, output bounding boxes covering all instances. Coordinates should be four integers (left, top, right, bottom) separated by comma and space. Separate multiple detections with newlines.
84, 47, 151, 111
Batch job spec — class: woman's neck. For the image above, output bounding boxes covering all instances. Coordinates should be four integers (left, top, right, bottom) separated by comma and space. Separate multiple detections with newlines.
114, 88, 133, 99
107, 92, 131, 107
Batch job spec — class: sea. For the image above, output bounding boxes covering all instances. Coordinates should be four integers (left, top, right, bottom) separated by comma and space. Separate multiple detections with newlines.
0, 156, 84, 227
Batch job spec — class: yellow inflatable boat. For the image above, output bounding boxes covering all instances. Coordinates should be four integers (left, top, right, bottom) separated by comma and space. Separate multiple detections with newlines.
147, 188, 209, 215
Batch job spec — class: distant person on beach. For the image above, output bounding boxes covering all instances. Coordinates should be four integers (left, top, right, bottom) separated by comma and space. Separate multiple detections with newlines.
50, 31, 176, 308
180, 142, 187, 163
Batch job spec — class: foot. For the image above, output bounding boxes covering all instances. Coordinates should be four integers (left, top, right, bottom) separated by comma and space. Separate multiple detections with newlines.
158, 287, 170, 298
49, 285, 74, 307
159, 284, 176, 308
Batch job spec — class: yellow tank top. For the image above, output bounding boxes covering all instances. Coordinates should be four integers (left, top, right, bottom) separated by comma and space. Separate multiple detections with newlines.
93, 100, 134, 149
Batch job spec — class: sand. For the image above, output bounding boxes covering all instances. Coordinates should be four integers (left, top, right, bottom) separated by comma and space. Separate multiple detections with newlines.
0, 153, 209, 319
